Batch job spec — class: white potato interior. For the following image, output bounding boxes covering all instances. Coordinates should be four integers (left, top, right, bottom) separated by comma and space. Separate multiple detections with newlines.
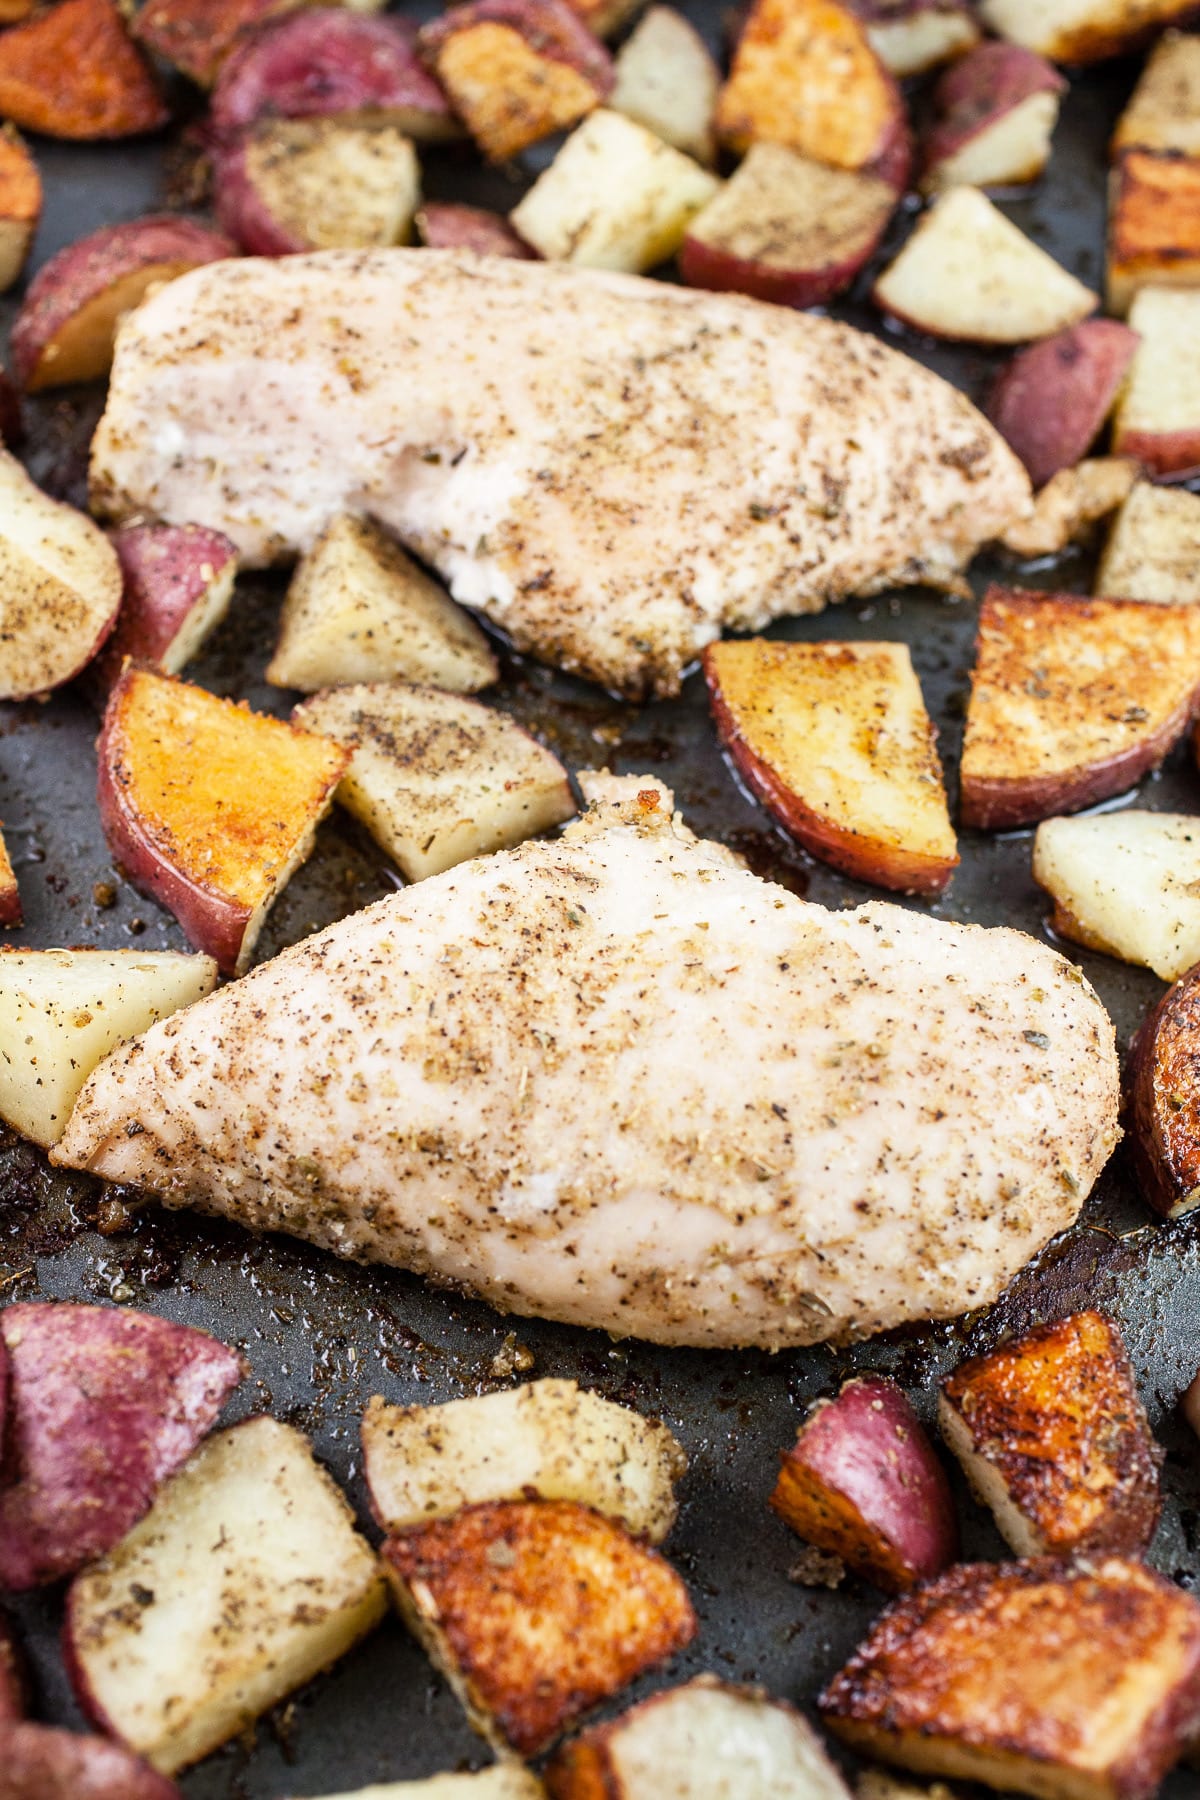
936, 1395, 1043, 1557
1033, 810, 1200, 982
248, 120, 420, 251
293, 682, 575, 881
299, 1773, 545, 1799
1115, 30, 1200, 155
981, 0, 1192, 58
1096, 481, 1200, 604
0, 216, 33, 293
362, 1378, 686, 1541
1114, 287, 1200, 447
67, 1417, 386, 1776
925, 91, 1061, 191
687, 144, 895, 271
868, 8, 979, 77
511, 109, 719, 271
0, 948, 216, 1146
610, 7, 719, 165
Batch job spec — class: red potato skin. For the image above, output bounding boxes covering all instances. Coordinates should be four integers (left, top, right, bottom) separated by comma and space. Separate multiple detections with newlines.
770, 1376, 960, 1593
1112, 429, 1200, 483
210, 10, 457, 140
961, 730, 1199, 832
680, 218, 889, 309
1126, 965, 1200, 1221
10, 217, 236, 392
93, 524, 238, 694
417, 203, 538, 258
987, 319, 1139, 489
211, 127, 306, 256
0, 1303, 243, 1590
134, 0, 297, 87
0, 1722, 181, 1799
924, 41, 1065, 180
417, 0, 616, 96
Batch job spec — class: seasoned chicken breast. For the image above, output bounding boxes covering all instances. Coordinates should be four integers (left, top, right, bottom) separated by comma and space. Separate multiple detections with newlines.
90, 250, 1030, 698
54, 780, 1119, 1351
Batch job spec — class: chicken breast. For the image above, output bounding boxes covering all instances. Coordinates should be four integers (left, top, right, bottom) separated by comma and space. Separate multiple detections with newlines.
90, 250, 1030, 698
54, 780, 1119, 1351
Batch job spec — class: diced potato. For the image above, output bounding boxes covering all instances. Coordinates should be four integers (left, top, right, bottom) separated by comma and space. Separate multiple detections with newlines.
296, 1776, 545, 1800
0, 1722, 182, 1800
1001, 458, 1138, 557
610, 7, 718, 165
510, 109, 718, 271
95, 523, 239, 692
1112, 285, 1200, 478
0, 0, 167, 138
362, 1379, 686, 1542
1108, 149, 1200, 315
417, 203, 536, 257
1032, 810, 1200, 981
980, 0, 1198, 64
922, 42, 1065, 193
0, 948, 217, 1148
987, 319, 1139, 489
383, 1499, 695, 1756
66, 1416, 387, 1776
0, 126, 40, 295
1096, 480, 1200, 602
1127, 961, 1200, 1218
1113, 30, 1200, 157
858, 1, 979, 78
873, 188, 1097, 343
291, 682, 575, 881
0, 825, 21, 929
216, 119, 420, 257
267, 515, 497, 694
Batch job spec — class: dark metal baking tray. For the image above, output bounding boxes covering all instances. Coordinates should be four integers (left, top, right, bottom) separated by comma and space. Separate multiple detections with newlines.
2, 29, 1199, 1799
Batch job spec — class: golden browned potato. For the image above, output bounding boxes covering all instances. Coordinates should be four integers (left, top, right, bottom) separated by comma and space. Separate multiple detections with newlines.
1108, 150, 1200, 315
981, 0, 1198, 65
1096, 479, 1200, 602
1127, 962, 1200, 1219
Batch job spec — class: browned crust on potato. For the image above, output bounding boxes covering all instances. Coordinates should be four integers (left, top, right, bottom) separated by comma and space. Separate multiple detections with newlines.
134, 0, 295, 86
960, 586, 1200, 830
820, 1555, 1200, 1799
1109, 149, 1200, 312
0, 128, 40, 228
0, 0, 168, 140
0, 827, 23, 930
1040, 4, 1200, 65
941, 1311, 1162, 1555
1127, 963, 1200, 1219
427, 21, 603, 161
383, 1500, 696, 1756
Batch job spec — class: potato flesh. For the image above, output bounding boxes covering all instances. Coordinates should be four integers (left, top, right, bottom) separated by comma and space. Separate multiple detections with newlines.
1108, 151, 1200, 315
362, 1378, 685, 1542
1033, 810, 1200, 981
1113, 286, 1200, 475
68, 1416, 386, 1775
293, 682, 576, 881
1096, 480, 1200, 603
873, 187, 1096, 342
686, 143, 895, 274
925, 90, 1060, 190
267, 514, 497, 694
0, 949, 216, 1146
302, 1776, 545, 1800
433, 23, 601, 163
980, 0, 1197, 62
610, 6, 718, 164
511, 108, 719, 271
245, 120, 419, 251
867, 8, 979, 77
1113, 30, 1200, 156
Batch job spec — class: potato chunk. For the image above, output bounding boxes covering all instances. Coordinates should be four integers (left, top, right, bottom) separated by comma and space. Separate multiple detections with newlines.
1127, 962, 1200, 1218
362, 1380, 686, 1542
980, 0, 1198, 64
1032, 810, 1200, 982
215, 119, 421, 256
1112, 286, 1200, 479
299, 1777, 545, 1800
610, 6, 718, 165
1108, 150, 1200, 315
1113, 30, 1200, 157
1096, 480, 1200, 603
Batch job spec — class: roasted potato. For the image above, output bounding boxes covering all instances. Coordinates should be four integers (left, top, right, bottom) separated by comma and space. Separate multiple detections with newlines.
0, 1722, 184, 1799
1032, 809, 1200, 981
1108, 150, 1200, 315
66, 1416, 387, 1775
417, 203, 537, 256
610, 6, 718, 164
215, 117, 420, 255
819, 1555, 1200, 1798
980, 0, 1199, 64
1127, 963, 1200, 1219
1113, 29, 1200, 157
851, 0, 979, 77
361, 1379, 686, 1542
384, 1500, 695, 1757
959, 587, 1200, 830
0, 127, 40, 295
0, 0, 167, 138
93, 524, 239, 692
1112, 286, 1200, 479
96, 667, 349, 975
0, 1302, 241, 1590
0, 1611, 27, 1720
296, 1777, 546, 1800
0, 827, 21, 930
987, 319, 1139, 489
1001, 458, 1139, 557
135, 0, 302, 87
771, 1376, 959, 1594
293, 683, 576, 880
1096, 479, 1200, 601
922, 42, 1066, 193
704, 639, 958, 895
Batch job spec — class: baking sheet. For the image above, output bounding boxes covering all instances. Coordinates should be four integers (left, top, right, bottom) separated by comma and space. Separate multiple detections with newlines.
2, 30, 1200, 1799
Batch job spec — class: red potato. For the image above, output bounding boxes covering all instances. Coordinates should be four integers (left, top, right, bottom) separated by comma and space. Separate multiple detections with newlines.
0, 1302, 242, 1590
1127, 963, 1200, 1220
1112, 286, 1200, 480
210, 10, 458, 142
1108, 150, 1200, 317
987, 318, 1139, 488
416, 202, 536, 256
0, 831, 22, 931
980, 0, 1200, 65
213, 117, 420, 256
850, 0, 979, 78
0, 0, 168, 140
922, 42, 1066, 193
92, 525, 239, 694
769, 1376, 959, 1594
0, 129, 40, 297
0, 1723, 182, 1799
135, 0, 302, 88
716, 0, 912, 187
610, 5, 719, 165
0, 1614, 27, 1721
10, 217, 235, 394
680, 143, 897, 308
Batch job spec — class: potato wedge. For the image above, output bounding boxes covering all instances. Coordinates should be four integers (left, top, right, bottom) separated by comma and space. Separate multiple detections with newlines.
96, 668, 349, 975
922, 42, 1065, 193
680, 144, 896, 308
510, 109, 719, 271
819, 1555, 1200, 1797
1001, 458, 1139, 557
362, 1380, 686, 1542
852, 0, 979, 78
1113, 30, 1200, 157
94, 524, 239, 692
939, 1312, 1162, 1557
1127, 962, 1200, 1218
0, 947, 217, 1147
0, 0, 167, 139
417, 203, 536, 256
383, 1499, 695, 1756
1108, 149, 1200, 316
1096, 480, 1200, 602
771, 1376, 959, 1594
980, 0, 1198, 63
717, 0, 909, 183
292, 683, 575, 880
0, 1302, 241, 1590
0, 449, 122, 701
0, 128, 40, 296
1112, 286, 1200, 479
704, 638, 958, 896
215, 117, 420, 255
1032, 809, 1200, 981
610, 6, 719, 165
0, 827, 21, 930
267, 514, 497, 694
986, 319, 1139, 489
873, 187, 1097, 343
544, 1676, 853, 1800
959, 588, 1200, 830
66, 1416, 387, 1775
296, 1778, 546, 1800
0, 1723, 183, 1799
10, 216, 235, 393
135, 0, 299, 87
